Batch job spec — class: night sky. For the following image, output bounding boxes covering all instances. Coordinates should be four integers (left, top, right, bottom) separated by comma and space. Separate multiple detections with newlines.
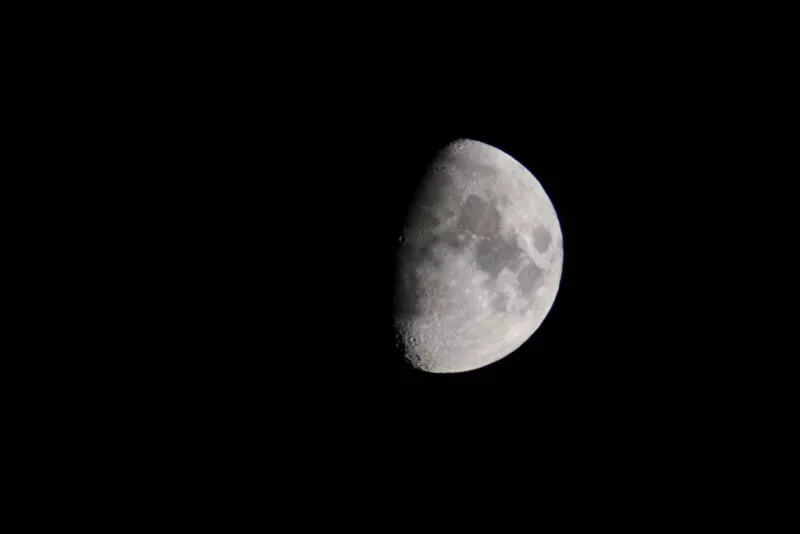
9, 26, 796, 530
333, 73, 797, 530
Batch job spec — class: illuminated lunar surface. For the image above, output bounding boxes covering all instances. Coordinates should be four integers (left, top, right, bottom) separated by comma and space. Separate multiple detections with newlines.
393, 139, 563, 373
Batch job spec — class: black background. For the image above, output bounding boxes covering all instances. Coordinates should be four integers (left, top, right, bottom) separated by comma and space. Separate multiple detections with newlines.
9, 16, 798, 530
305, 52, 798, 530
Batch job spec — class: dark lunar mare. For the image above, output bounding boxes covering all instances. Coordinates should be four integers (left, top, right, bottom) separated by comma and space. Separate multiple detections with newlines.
475, 236, 524, 278
395, 167, 540, 322
458, 195, 501, 237
533, 225, 552, 252
518, 262, 544, 296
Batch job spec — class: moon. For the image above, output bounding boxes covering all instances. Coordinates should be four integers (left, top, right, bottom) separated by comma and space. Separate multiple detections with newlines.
393, 139, 563, 373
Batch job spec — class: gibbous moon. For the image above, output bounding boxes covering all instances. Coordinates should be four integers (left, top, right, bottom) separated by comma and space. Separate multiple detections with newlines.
393, 139, 563, 373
